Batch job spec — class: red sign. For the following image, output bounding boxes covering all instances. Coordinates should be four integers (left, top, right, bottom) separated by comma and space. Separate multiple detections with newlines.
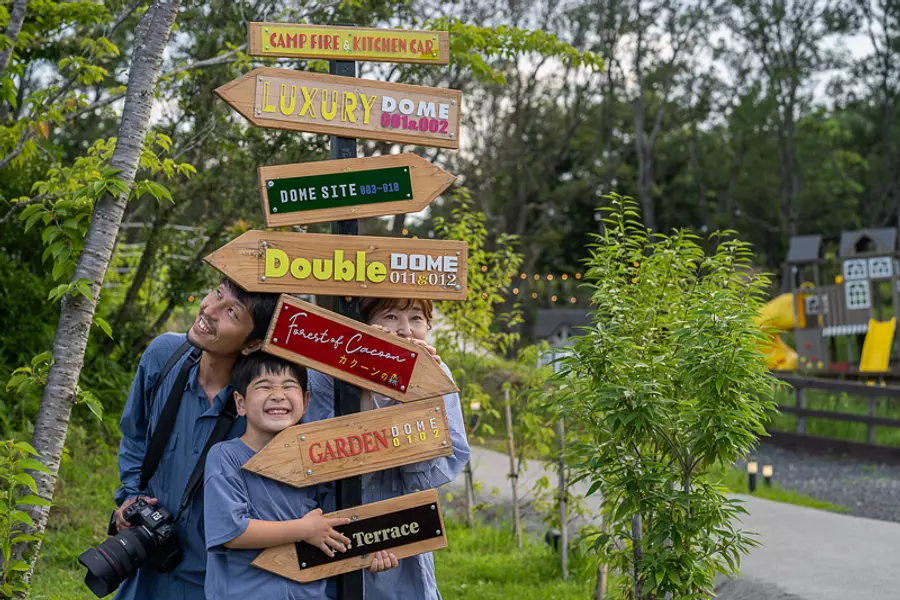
269, 301, 416, 393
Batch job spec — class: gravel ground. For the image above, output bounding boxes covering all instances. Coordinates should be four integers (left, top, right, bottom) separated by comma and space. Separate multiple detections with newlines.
737, 441, 900, 523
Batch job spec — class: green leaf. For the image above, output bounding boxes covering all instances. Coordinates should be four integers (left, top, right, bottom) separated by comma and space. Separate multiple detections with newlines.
11, 534, 42, 545
15, 495, 50, 508
17, 458, 50, 473
83, 396, 104, 421
13, 473, 38, 493
9, 510, 34, 527
13, 442, 38, 456
94, 316, 114, 339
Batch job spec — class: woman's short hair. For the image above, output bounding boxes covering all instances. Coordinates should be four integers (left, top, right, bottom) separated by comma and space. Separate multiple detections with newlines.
359, 298, 433, 325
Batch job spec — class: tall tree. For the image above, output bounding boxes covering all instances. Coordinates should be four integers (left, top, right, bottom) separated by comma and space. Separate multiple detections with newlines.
24, 0, 182, 575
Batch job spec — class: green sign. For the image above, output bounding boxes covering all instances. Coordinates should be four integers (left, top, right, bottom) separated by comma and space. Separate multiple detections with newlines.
265, 167, 414, 215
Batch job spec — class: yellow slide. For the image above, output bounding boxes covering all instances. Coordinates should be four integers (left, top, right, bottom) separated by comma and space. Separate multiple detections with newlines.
860, 318, 896, 372
755, 293, 798, 371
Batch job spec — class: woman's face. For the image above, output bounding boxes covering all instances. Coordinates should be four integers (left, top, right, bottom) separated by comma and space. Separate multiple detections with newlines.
367, 303, 429, 341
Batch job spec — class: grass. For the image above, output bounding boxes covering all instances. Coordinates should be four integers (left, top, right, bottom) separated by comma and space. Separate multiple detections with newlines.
709, 463, 850, 514
436, 513, 599, 600
29, 427, 121, 600
769, 386, 900, 448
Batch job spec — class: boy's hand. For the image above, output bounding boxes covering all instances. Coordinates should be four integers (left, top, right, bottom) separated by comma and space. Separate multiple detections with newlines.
114, 496, 157, 532
368, 550, 399, 573
299, 509, 352, 557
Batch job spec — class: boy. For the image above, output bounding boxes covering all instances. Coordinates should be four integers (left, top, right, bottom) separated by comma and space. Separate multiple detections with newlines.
204, 352, 398, 599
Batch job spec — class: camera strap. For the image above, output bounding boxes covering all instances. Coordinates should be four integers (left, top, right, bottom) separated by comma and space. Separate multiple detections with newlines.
175, 394, 239, 521
139, 341, 199, 492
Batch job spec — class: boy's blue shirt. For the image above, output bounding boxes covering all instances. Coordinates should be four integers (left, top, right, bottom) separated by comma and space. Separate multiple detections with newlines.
203, 438, 327, 600
114, 332, 245, 600
304, 365, 470, 600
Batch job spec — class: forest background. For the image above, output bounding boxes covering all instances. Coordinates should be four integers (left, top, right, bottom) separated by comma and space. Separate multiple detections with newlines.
0, 0, 898, 597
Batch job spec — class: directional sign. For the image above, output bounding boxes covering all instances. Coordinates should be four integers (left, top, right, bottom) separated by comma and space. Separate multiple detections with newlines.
252, 490, 447, 583
204, 230, 468, 300
242, 396, 452, 487
263, 296, 458, 402
259, 154, 455, 227
248, 23, 450, 65
214, 68, 461, 149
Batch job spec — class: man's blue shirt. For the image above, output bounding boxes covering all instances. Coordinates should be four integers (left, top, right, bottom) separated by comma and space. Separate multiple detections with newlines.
114, 333, 245, 600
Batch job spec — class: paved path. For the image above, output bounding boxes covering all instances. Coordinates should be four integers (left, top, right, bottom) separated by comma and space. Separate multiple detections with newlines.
448, 447, 900, 600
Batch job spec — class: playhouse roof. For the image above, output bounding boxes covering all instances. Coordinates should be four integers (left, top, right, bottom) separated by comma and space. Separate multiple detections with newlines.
786, 235, 823, 264
839, 228, 897, 258
534, 309, 592, 340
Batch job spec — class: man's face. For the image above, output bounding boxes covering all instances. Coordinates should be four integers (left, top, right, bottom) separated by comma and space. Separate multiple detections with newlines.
235, 369, 308, 436
187, 284, 255, 356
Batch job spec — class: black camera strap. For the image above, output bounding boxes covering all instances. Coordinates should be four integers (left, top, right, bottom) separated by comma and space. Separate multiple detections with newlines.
175, 394, 239, 521
139, 341, 198, 491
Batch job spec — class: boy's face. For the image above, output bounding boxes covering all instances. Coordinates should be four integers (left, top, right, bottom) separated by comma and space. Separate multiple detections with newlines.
368, 303, 429, 341
188, 283, 256, 356
235, 369, 308, 436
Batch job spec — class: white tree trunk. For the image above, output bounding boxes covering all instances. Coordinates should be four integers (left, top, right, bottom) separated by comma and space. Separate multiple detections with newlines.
0, 0, 30, 81
21, 0, 182, 578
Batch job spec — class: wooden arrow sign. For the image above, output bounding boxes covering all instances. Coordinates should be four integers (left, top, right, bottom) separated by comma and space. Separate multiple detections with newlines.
263, 296, 457, 402
249, 23, 450, 65
204, 231, 468, 300
242, 396, 452, 487
252, 489, 447, 583
214, 68, 461, 149
259, 154, 455, 227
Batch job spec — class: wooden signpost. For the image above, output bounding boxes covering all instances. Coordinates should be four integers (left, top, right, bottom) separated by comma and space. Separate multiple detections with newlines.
214, 68, 462, 149
252, 489, 447, 583
204, 230, 468, 300
259, 154, 455, 227
263, 295, 458, 402
249, 23, 450, 65
242, 396, 452, 487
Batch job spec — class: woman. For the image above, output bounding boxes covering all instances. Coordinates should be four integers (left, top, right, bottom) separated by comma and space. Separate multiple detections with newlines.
305, 297, 470, 600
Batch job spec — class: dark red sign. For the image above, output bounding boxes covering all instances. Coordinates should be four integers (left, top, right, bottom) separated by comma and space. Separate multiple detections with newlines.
269, 302, 416, 393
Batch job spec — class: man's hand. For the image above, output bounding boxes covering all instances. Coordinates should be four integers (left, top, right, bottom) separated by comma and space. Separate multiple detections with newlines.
115, 496, 157, 532
368, 550, 399, 573
299, 508, 352, 557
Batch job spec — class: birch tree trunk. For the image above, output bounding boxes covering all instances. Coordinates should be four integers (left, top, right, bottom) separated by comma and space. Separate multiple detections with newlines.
0, 0, 30, 82
21, 0, 182, 577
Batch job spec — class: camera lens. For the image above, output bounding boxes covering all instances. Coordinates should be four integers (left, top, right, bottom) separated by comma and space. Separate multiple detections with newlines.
78, 527, 155, 598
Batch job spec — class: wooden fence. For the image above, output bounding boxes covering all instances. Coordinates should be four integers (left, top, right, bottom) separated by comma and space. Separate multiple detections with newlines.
769, 373, 900, 462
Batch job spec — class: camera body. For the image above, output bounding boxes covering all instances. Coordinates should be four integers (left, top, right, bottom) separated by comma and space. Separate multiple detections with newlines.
78, 498, 182, 598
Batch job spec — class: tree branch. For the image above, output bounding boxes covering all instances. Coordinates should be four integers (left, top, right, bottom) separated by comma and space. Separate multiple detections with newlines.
0, 194, 46, 225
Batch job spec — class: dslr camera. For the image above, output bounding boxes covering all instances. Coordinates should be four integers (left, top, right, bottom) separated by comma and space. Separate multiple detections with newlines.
78, 498, 182, 598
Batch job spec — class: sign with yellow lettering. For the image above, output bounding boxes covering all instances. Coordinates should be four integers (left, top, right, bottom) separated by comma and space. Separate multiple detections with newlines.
204, 230, 468, 300
259, 154, 455, 227
248, 23, 450, 65
215, 68, 461, 149
243, 396, 452, 487
252, 490, 447, 583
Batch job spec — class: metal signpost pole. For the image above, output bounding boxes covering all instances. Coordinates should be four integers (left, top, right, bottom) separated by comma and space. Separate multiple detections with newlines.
330, 56, 364, 600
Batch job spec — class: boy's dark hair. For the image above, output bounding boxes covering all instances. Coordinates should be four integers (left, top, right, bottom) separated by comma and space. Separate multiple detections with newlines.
221, 278, 278, 342
232, 352, 308, 399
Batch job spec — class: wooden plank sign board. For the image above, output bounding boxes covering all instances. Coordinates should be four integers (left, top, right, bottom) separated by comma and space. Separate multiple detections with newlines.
215, 68, 462, 149
205, 230, 468, 300
259, 154, 455, 227
252, 489, 446, 583
242, 396, 452, 487
263, 296, 458, 402
249, 23, 450, 65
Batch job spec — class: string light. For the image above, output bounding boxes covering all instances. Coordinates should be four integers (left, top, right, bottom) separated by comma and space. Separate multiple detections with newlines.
575, 273, 582, 279
533, 274, 540, 280
551, 295, 558, 302
561, 274, 568, 281
188, 295, 195, 302
531, 293, 538, 299
570, 297, 577, 303
481, 265, 488, 272
547, 274, 554, 281
401, 228, 409, 235
412, 235, 419, 239
520, 273, 526, 279
513, 288, 519, 294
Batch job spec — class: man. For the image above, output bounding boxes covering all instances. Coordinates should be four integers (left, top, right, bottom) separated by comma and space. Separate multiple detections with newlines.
113, 279, 278, 600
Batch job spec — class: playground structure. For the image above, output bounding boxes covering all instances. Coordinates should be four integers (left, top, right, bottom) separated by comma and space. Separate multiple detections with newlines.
759, 229, 900, 374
